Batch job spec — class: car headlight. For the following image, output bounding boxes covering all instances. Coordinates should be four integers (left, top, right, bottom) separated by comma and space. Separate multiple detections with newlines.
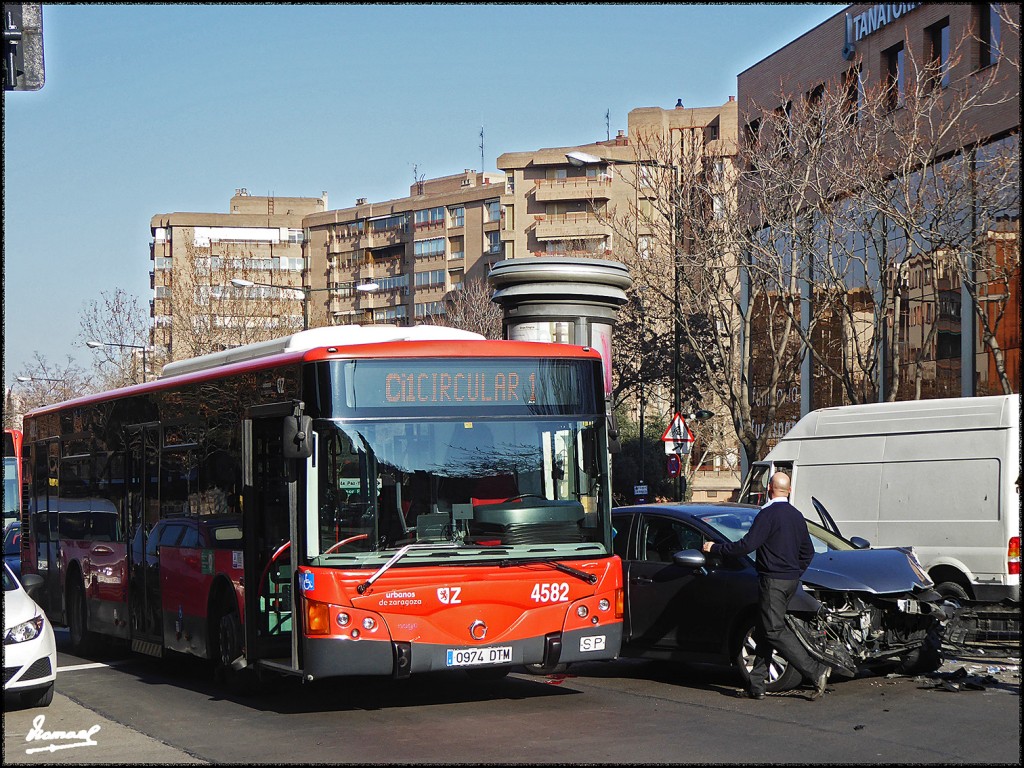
4, 615, 45, 645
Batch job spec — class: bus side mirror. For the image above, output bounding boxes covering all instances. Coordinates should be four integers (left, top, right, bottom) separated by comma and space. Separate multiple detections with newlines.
283, 415, 313, 459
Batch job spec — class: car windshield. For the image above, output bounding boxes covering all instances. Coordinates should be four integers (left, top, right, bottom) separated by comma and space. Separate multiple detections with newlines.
698, 508, 854, 554
2, 563, 16, 591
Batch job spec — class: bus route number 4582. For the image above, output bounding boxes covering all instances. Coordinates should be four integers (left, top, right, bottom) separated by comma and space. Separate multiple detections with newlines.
446, 646, 513, 667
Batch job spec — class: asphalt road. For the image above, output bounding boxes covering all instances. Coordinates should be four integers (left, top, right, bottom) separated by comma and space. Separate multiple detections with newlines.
4, 632, 1019, 764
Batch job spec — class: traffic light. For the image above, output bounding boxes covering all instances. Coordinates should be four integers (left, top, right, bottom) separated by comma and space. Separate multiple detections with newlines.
3, 3, 44, 91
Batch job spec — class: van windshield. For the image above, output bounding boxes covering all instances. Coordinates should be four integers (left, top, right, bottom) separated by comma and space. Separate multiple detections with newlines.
738, 464, 771, 505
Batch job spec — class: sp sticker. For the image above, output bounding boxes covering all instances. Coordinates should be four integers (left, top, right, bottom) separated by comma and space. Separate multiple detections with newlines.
580, 635, 606, 652
437, 586, 462, 604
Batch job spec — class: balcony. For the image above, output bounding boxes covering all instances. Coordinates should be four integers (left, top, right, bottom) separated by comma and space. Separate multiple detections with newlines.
532, 213, 611, 241
366, 226, 408, 248
532, 177, 613, 203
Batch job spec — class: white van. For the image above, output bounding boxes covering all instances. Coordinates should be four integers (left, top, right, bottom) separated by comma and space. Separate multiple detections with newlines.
738, 395, 1020, 603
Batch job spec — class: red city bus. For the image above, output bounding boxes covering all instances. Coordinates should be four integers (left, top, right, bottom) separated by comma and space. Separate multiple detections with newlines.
21, 326, 623, 684
4, 428, 23, 527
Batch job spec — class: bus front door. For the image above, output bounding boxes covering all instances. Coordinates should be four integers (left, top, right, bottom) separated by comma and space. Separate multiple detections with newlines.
242, 408, 299, 672
126, 424, 162, 655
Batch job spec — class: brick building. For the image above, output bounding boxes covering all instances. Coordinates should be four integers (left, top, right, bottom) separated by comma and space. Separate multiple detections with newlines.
737, 2, 1020, 438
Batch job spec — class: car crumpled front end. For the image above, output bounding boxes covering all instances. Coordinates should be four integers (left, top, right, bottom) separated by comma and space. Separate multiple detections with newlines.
785, 547, 953, 678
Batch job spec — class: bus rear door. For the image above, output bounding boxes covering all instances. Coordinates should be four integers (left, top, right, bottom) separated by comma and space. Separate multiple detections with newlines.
241, 405, 300, 674
126, 424, 163, 656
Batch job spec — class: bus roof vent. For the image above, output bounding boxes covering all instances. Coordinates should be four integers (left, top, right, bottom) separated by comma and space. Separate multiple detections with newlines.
159, 325, 486, 378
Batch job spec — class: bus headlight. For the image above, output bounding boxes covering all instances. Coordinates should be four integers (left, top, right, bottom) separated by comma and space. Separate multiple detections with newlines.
336, 612, 351, 627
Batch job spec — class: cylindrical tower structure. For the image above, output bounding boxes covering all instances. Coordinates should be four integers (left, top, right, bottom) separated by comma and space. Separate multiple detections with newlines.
488, 257, 633, 451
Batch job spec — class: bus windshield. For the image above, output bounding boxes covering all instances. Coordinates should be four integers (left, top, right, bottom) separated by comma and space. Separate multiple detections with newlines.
312, 413, 610, 564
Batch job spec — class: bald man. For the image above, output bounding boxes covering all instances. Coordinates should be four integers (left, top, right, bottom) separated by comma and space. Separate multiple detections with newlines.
702, 471, 831, 700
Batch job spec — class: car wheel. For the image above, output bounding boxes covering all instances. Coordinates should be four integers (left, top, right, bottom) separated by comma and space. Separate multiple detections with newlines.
735, 620, 802, 693
22, 682, 54, 709
522, 662, 569, 676
933, 580, 971, 601
68, 578, 96, 656
466, 666, 512, 681
894, 626, 944, 675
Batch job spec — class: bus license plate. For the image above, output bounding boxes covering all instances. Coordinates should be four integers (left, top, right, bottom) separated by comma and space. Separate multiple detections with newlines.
446, 646, 513, 667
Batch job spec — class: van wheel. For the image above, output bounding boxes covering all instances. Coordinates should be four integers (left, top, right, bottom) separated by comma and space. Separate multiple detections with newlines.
735, 619, 802, 693
934, 581, 970, 601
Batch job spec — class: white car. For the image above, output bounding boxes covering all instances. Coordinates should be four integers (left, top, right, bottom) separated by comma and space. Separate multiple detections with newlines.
3, 561, 57, 707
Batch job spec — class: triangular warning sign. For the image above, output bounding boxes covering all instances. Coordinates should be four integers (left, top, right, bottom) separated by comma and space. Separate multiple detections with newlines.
660, 413, 693, 443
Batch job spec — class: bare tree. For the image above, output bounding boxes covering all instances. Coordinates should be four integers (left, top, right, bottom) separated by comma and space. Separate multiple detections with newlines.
7, 353, 91, 428
425, 278, 503, 339
598, 126, 806, 469
167, 236, 304, 361
78, 287, 152, 389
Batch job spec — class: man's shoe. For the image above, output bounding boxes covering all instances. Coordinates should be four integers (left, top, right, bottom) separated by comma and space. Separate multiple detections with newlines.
809, 667, 831, 700
736, 689, 765, 700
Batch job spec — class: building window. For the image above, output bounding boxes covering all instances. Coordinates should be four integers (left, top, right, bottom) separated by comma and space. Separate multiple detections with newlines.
979, 3, 1001, 68
414, 207, 445, 229
370, 214, 408, 233
484, 199, 500, 223
884, 41, 905, 109
448, 205, 465, 228
486, 231, 501, 254
505, 173, 515, 194
929, 18, 951, 88
414, 269, 446, 289
414, 237, 445, 258
844, 65, 864, 124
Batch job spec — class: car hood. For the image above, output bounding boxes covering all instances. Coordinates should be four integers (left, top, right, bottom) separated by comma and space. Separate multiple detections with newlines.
804, 548, 932, 595
3, 587, 43, 630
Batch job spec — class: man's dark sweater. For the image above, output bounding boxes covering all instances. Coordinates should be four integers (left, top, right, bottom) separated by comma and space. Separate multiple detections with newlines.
710, 498, 815, 580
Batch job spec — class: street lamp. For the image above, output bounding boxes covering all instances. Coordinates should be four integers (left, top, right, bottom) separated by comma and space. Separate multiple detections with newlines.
86, 340, 151, 383
16, 376, 62, 383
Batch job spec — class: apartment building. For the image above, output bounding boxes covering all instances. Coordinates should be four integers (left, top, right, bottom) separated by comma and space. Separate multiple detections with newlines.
150, 190, 328, 361
302, 170, 504, 326
496, 98, 739, 263
737, 1, 1020, 431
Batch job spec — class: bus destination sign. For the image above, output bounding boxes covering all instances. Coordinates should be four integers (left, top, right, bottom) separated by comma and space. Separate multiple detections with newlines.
334, 359, 598, 413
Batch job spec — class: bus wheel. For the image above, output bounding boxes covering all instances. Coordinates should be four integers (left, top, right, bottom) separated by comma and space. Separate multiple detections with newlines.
214, 603, 257, 693
216, 606, 243, 671
68, 579, 96, 656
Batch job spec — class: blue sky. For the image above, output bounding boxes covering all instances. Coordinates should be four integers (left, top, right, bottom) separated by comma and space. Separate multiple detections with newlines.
3, 3, 845, 385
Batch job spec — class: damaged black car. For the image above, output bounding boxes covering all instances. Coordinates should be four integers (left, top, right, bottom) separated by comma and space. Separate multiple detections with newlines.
610, 501, 947, 692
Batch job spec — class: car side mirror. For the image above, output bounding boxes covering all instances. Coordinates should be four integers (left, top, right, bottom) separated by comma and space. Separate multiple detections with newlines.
672, 549, 708, 575
849, 536, 871, 549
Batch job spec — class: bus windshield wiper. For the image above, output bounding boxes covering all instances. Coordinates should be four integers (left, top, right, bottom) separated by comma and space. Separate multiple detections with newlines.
356, 542, 460, 594
499, 558, 598, 584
